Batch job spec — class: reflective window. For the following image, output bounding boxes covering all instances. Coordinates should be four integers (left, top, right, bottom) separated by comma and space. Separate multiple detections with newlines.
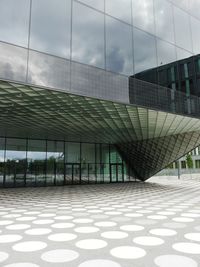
101, 144, 110, 182
72, 2, 105, 68
5, 139, 26, 187
176, 47, 193, 61
157, 39, 176, 66
173, 6, 192, 52
27, 140, 46, 186
154, 0, 175, 44
132, 0, 155, 35
78, 0, 104, 11
106, 16, 133, 75
28, 51, 70, 90
71, 61, 129, 103
81, 143, 95, 183
47, 141, 64, 186
189, 0, 200, 20
65, 142, 80, 163
106, 0, 132, 24
30, 0, 71, 58
134, 28, 157, 74
0, 42, 27, 82
0, 0, 30, 47
191, 17, 200, 55
171, 0, 189, 11
0, 138, 5, 187
65, 142, 80, 185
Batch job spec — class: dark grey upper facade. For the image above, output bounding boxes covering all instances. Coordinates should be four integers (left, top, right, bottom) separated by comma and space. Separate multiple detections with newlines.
0, 0, 200, 186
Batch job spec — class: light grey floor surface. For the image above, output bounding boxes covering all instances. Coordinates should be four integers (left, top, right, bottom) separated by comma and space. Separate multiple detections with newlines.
0, 177, 200, 267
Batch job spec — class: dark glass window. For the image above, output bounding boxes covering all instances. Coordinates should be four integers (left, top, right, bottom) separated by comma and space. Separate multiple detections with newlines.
5, 139, 27, 187
0, 138, 5, 187
27, 140, 46, 186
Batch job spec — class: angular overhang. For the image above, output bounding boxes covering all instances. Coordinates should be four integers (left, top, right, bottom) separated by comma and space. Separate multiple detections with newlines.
0, 80, 200, 180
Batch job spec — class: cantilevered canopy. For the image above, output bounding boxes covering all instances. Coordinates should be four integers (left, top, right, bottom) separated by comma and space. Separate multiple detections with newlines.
1, 80, 200, 180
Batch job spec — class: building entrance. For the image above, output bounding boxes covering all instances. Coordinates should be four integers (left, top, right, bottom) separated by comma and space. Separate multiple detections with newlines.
110, 163, 124, 182
65, 163, 81, 185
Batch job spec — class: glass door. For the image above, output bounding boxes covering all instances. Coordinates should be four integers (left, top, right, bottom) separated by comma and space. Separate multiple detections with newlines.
110, 164, 124, 183
65, 163, 80, 185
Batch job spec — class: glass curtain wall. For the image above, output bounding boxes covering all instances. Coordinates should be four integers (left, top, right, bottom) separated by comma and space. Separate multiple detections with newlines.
0, 137, 128, 187
0, 0, 200, 97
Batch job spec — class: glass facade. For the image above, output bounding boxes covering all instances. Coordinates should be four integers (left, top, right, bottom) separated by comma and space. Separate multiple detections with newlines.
0, 137, 128, 187
0, 0, 200, 186
0, 0, 199, 96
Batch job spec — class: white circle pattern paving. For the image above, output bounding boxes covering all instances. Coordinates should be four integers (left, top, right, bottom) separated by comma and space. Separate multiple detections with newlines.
1, 177, 200, 266
154, 254, 198, 267
133, 236, 164, 246
0, 252, 9, 262
78, 259, 121, 267
41, 249, 79, 263
110, 246, 146, 259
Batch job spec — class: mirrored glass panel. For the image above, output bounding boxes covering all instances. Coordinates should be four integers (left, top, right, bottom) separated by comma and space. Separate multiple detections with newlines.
72, 2, 105, 68
5, 139, 26, 187
173, 6, 192, 52
0, 138, 5, 187
78, 0, 104, 11
134, 28, 157, 74
0, 0, 30, 47
191, 17, 200, 55
46, 141, 64, 186
106, 0, 132, 24
81, 143, 95, 183
132, 0, 155, 35
30, 0, 71, 58
28, 51, 70, 90
65, 142, 80, 163
27, 140, 46, 186
0, 42, 27, 82
65, 142, 80, 185
157, 39, 176, 67
189, 0, 200, 20
171, 0, 189, 11
101, 144, 110, 182
106, 16, 133, 75
154, 0, 175, 44
157, 40, 177, 89
176, 47, 193, 61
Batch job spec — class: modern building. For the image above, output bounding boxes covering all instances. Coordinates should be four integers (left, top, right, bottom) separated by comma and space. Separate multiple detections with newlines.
0, 0, 200, 187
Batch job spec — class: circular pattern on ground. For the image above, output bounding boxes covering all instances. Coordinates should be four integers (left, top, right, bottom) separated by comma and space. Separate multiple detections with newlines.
149, 228, 177, 236
101, 231, 128, 239
110, 246, 146, 259
133, 236, 164, 246
173, 242, 200, 254
48, 233, 77, 241
76, 239, 107, 250
120, 225, 144, 232
0, 235, 22, 243
154, 254, 198, 267
78, 259, 121, 267
25, 228, 52, 235
12, 241, 47, 252
41, 249, 79, 263
0, 251, 9, 262
3, 264, 39, 267
74, 227, 99, 233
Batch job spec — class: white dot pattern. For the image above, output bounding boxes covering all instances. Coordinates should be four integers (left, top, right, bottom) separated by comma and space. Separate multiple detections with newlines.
0, 177, 200, 266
